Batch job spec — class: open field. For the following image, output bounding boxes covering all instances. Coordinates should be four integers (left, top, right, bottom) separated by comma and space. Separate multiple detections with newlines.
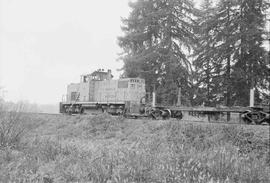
0, 113, 269, 183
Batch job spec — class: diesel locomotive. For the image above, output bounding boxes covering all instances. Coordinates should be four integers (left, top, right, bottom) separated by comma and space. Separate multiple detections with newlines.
60, 69, 147, 115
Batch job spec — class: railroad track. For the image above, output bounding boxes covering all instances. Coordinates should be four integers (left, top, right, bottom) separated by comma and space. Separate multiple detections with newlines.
21, 112, 61, 116
125, 115, 270, 126
37, 112, 61, 116
26, 112, 269, 126
179, 119, 253, 126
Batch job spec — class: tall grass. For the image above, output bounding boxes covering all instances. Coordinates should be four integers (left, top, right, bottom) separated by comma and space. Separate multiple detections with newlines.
0, 115, 269, 182
0, 110, 26, 149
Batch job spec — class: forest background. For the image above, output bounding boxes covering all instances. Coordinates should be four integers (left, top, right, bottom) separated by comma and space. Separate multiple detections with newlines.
118, 0, 270, 107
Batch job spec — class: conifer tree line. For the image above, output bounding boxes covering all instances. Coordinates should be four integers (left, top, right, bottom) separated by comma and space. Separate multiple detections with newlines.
118, 0, 270, 107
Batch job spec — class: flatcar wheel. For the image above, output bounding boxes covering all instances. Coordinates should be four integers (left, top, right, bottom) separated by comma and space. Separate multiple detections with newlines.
241, 112, 253, 124
175, 111, 183, 120
261, 122, 269, 125
150, 109, 162, 120
80, 107, 84, 114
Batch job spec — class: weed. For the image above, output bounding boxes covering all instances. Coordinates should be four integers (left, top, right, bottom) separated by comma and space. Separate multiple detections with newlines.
0, 114, 269, 182
0, 111, 26, 149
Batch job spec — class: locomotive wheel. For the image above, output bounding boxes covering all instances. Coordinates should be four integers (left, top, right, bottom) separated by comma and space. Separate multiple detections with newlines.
80, 107, 84, 114
102, 106, 108, 113
66, 106, 73, 115
68, 109, 72, 115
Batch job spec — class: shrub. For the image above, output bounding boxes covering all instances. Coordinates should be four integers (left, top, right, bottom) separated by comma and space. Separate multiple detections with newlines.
0, 111, 26, 149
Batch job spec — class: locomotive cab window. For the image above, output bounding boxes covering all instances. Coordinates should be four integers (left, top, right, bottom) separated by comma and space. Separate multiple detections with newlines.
130, 79, 140, 83
118, 80, 128, 88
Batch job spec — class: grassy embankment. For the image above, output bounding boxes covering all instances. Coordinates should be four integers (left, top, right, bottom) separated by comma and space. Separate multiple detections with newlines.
0, 112, 269, 182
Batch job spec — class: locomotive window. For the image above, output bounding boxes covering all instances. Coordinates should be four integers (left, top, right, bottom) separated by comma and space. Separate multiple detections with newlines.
71, 92, 78, 101
130, 79, 140, 83
118, 80, 128, 88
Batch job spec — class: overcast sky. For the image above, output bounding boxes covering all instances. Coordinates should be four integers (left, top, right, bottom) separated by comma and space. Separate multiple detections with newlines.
0, 0, 206, 104
0, 0, 136, 104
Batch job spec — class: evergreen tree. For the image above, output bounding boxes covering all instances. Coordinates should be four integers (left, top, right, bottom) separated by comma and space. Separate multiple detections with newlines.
209, 0, 240, 106
118, 0, 197, 105
231, 0, 269, 106
193, 0, 223, 106
194, 0, 269, 106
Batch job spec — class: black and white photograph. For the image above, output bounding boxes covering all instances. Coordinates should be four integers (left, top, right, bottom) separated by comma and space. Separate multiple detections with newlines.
0, 0, 269, 182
